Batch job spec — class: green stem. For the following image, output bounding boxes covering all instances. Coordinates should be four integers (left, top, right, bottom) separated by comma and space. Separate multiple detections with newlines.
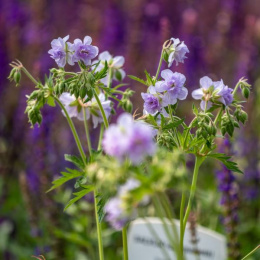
155, 48, 164, 81
94, 189, 105, 260
213, 108, 223, 125
241, 245, 260, 260
182, 156, 203, 240
98, 123, 105, 150
179, 193, 186, 256
168, 105, 181, 147
21, 67, 39, 86
107, 67, 113, 89
204, 101, 208, 113
83, 108, 92, 157
183, 128, 190, 150
94, 90, 109, 129
54, 96, 86, 166
232, 81, 241, 97
122, 226, 129, 260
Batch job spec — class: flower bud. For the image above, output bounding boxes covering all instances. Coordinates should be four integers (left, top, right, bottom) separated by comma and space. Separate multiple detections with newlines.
122, 99, 133, 113
242, 87, 250, 99
14, 70, 21, 86
8, 68, 16, 80
239, 110, 248, 124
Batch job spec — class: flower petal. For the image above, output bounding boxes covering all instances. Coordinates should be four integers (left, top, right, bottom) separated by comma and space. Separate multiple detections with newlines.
200, 76, 213, 89
177, 87, 188, 100
192, 89, 204, 100
99, 51, 112, 61
84, 36, 92, 45
161, 69, 174, 81
113, 56, 125, 68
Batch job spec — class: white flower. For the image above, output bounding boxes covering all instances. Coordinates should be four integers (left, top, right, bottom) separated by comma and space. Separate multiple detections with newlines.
93, 51, 126, 85
59, 92, 111, 128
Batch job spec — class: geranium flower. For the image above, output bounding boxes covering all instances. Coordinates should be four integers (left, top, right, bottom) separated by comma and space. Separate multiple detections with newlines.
59, 92, 111, 128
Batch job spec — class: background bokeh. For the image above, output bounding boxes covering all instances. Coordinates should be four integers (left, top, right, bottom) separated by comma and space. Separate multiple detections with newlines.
0, 0, 260, 259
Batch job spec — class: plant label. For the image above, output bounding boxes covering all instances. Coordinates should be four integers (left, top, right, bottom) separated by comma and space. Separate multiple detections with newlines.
128, 217, 227, 260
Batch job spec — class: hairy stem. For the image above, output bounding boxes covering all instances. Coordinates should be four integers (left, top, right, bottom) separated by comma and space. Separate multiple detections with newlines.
181, 155, 204, 255
122, 226, 129, 260
94, 189, 105, 260
94, 90, 109, 129
241, 245, 260, 260
179, 193, 186, 256
83, 108, 92, 157
54, 97, 87, 166
21, 67, 39, 86
155, 48, 164, 81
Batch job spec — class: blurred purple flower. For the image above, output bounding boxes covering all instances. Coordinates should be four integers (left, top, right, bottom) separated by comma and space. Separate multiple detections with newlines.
48, 35, 74, 67
72, 36, 99, 65
168, 38, 189, 67
104, 178, 140, 230
102, 113, 156, 164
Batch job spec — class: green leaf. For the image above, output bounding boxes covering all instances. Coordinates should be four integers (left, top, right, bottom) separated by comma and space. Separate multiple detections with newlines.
162, 118, 185, 130
144, 70, 154, 85
207, 153, 243, 174
64, 154, 85, 169
95, 61, 108, 80
192, 104, 198, 116
96, 194, 107, 223
113, 83, 129, 90
64, 186, 93, 210
47, 96, 56, 107
128, 75, 147, 85
47, 168, 83, 192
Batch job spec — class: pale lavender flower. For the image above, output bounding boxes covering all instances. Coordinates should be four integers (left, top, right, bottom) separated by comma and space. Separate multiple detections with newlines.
72, 36, 99, 65
141, 93, 161, 114
155, 69, 188, 106
59, 92, 111, 128
93, 51, 125, 85
192, 77, 233, 110
192, 76, 216, 110
215, 80, 234, 106
102, 113, 156, 164
48, 35, 74, 67
168, 38, 189, 67
104, 178, 140, 230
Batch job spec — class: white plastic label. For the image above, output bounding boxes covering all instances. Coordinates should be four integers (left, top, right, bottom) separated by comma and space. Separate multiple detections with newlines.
128, 217, 227, 260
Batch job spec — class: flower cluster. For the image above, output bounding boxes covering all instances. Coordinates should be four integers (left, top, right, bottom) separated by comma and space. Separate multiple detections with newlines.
102, 113, 156, 164
59, 92, 111, 128
104, 179, 141, 230
192, 76, 233, 110
167, 38, 189, 67
141, 69, 188, 115
93, 51, 126, 85
48, 35, 98, 67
